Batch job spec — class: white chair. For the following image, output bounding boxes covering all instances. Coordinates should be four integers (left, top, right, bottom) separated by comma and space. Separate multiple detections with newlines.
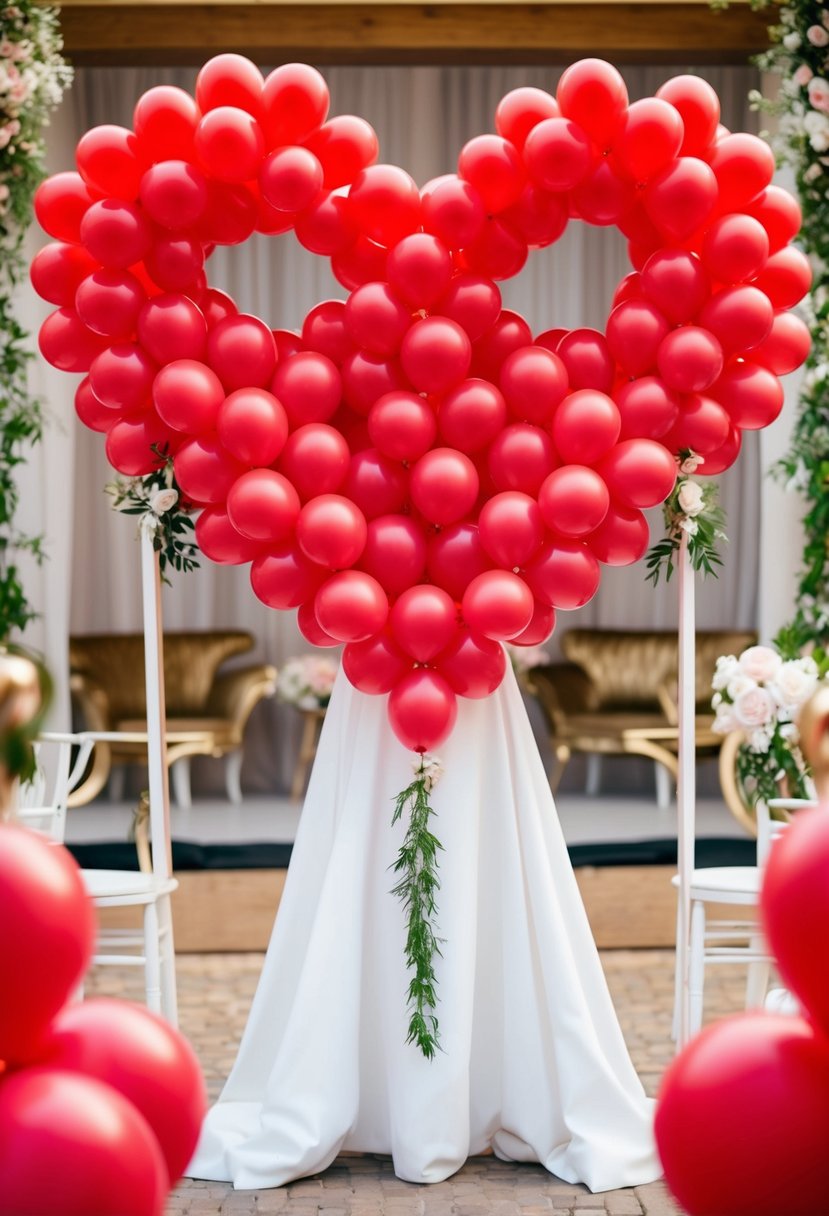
673, 795, 815, 1040
23, 731, 179, 1024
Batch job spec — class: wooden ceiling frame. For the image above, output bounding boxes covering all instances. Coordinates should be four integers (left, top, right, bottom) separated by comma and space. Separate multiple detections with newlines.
53, 0, 774, 67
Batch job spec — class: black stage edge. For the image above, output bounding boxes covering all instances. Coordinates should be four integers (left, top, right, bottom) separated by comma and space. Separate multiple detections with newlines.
67, 837, 755, 872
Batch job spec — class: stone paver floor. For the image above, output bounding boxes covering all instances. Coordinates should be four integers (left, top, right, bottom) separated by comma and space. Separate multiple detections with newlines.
87, 950, 747, 1215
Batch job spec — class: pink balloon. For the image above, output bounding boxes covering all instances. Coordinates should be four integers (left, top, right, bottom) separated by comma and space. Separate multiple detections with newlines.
368, 391, 438, 462
306, 115, 379, 191
599, 438, 677, 509
698, 286, 774, 357
470, 310, 532, 382
615, 376, 680, 440
345, 281, 412, 355
77, 123, 145, 200
552, 389, 621, 465
262, 63, 330, 145
31, 242, 97, 310
195, 507, 264, 564
390, 584, 459, 662
80, 199, 153, 269
708, 132, 775, 210
478, 491, 544, 568
502, 183, 569, 246
196, 181, 257, 245
206, 313, 276, 391
752, 247, 813, 311
525, 541, 601, 609
217, 387, 289, 465
279, 423, 350, 500
752, 313, 811, 377
386, 233, 453, 308
196, 53, 265, 118
35, 171, 94, 243
488, 422, 557, 494
296, 188, 356, 255
388, 669, 458, 752
606, 300, 671, 378
410, 447, 479, 525
539, 466, 610, 537
250, 544, 323, 609
745, 185, 802, 254
460, 216, 528, 281
657, 326, 724, 393
426, 523, 493, 601
343, 630, 411, 693
301, 299, 355, 365
134, 84, 199, 162
195, 105, 265, 183
144, 234, 204, 294
438, 379, 507, 453
588, 503, 650, 565
296, 494, 367, 569
666, 393, 731, 456
342, 448, 408, 518
640, 250, 710, 325
701, 213, 769, 283
201, 288, 238, 329
458, 134, 527, 213
227, 469, 300, 541
75, 377, 117, 433
315, 570, 389, 642
438, 629, 507, 698
571, 161, 631, 226
434, 273, 502, 342
696, 424, 742, 476
358, 514, 427, 597
174, 436, 244, 504
153, 359, 225, 434
137, 294, 207, 365
272, 351, 342, 424
259, 145, 323, 213
500, 345, 569, 425
644, 156, 718, 240
400, 316, 471, 395
462, 569, 534, 640
555, 329, 614, 394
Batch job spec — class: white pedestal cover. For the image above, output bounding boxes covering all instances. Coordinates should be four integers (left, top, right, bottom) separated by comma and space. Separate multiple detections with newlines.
188, 666, 661, 1192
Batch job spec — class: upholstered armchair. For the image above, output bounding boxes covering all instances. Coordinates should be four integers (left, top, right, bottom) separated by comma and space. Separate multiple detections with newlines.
69, 631, 277, 807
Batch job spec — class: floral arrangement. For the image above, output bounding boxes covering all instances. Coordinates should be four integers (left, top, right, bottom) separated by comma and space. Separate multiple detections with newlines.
646, 451, 727, 584
276, 654, 339, 710
711, 640, 829, 807
0, 3, 70, 639
105, 452, 199, 583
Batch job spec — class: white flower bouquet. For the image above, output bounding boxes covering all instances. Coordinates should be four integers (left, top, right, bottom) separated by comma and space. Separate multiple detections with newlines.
277, 654, 339, 710
711, 641, 828, 807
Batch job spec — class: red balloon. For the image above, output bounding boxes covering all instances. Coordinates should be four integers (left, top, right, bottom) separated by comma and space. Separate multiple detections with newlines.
262, 63, 329, 146
207, 313, 277, 391
421, 174, 486, 249
342, 448, 408, 518
644, 156, 718, 240
552, 389, 621, 465
615, 98, 684, 182
89, 342, 156, 411
438, 629, 507, 698
106, 415, 170, 476
0, 826, 95, 1064
143, 234, 204, 294
614, 375, 680, 440
349, 163, 421, 247
301, 299, 355, 365
657, 326, 724, 393
196, 53, 265, 118
426, 523, 493, 601
195, 507, 264, 564
478, 491, 544, 568
696, 423, 742, 475
306, 115, 379, 190
251, 545, 323, 609
134, 85, 199, 162
571, 161, 631, 227
400, 316, 471, 395
752, 312, 811, 376
433, 274, 502, 343
488, 423, 557, 495
195, 106, 265, 183
342, 630, 411, 694
137, 294, 207, 365
599, 438, 677, 509
640, 250, 710, 325
31, 242, 98, 308
752, 247, 812, 311
711, 361, 784, 430
410, 447, 479, 526
701, 213, 769, 284
77, 124, 144, 200
458, 134, 526, 213
174, 436, 244, 504
35, 171, 94, 243
539, 466, 610, 537
279, 423, 350, 500
38, 308, 107, 373
296, 494, 367, 568
296, 188, 356, 255
259, 146, 323, 213
708, 132, 775, 210
369, 391, 437, 463
438, 379, 507, 453
500, 345, 568, 425
555, 329, 614, 394
524, 117, 592, 192
503, 183, 569, 245
461, 216, 528, 282
588, 502, 650, 565
358, 514, 427, 597
656, 74, 720, 157
390, 585, 459, 662
227, 469, 300, 541
386, 233, 453, 308
462, 570, 534, 640
75, 269, 146, 339
606, 300, 670, 378
655, 1015, 829, 1216
345, 281, 412, 356
296, 599, 340, 648
698, 285, 773, 357
197, 181, 257, 245
556, 58, 628, 146
315, 570, 389, 641
495, 86, 559, 150
43, 998, 206, 1183
217, 388, 289, 465
0, 1070, 168, 1216
75, 376, 117, 433
340, 349, 406, 415
470, 310, 532, 382
388, 669, 458, 753
510, 600, 556, 646
525, 541, 601, 609
272, 329, 304, 361
667, 393, 731, 455
745, 185, 802, 254
272, 351, 342, 424
139, 160, 208, 230
153, 359, 225, 434
201, 288, 238, 329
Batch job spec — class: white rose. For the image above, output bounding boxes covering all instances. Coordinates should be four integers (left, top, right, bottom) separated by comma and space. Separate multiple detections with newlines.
807, 24, 829, 47
415, 753, 444, 791
747, 723, 775, 753
804, 162, 824, 183
782, 31, 801, 50
804, 109, 829, 152
712, 654, 739, 691
770, 659, 819, 709
150, 488, 178, 514
738, 645, 782, 683
733, 686, 775, 729
793, 64, 814, 87
713, 705, 738, 734
808, 77, 829, 113
677, 479, 705, 516
727, 672, 758, 701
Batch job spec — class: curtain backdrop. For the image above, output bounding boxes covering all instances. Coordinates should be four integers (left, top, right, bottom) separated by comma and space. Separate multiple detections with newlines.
28, 63, 763, 793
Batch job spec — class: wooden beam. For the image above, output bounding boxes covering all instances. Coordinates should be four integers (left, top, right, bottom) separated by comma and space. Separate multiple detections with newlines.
54, 0, 773, 66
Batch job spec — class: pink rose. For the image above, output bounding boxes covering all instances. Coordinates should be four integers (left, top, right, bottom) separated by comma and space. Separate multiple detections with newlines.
738, 645, 782, 683
807, 24, 829, 47
808, 77, 829, 113
733, 686, 775, 729
794, 64, 814, 88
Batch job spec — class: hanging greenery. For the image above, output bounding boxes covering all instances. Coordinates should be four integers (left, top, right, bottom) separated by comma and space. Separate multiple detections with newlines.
0, 3, 71, 640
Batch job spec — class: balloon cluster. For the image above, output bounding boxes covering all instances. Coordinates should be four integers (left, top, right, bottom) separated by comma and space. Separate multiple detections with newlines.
32, 55, 810, 754
0, 824, 205, 1216
656, 805, 829, 1216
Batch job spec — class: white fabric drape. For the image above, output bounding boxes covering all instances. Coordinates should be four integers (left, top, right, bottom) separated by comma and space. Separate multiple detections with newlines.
24, 63, 763, 784
189, 665, 662, 1191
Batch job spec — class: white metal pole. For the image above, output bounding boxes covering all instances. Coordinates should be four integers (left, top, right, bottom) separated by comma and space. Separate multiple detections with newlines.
676, 532, 696, 1049
140, 519, 173, 882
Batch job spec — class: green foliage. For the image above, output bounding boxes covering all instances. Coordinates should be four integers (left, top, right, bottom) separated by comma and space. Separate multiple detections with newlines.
646, 472, 727, 585
105, 450, 199, 585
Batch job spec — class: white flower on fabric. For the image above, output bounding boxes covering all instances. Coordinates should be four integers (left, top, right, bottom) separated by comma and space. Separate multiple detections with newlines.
793, 64, 814, 88
149, 488, 178, 515
807, 24, 829, 47
712, 654, 739, 692
808, 77, 829, 114
734, 686, 775, 729
727, 673, 758, 701
782, 31, 802, 50
738, 644, 782, 683
677, 479, 705, 516
770, 658, 819, 710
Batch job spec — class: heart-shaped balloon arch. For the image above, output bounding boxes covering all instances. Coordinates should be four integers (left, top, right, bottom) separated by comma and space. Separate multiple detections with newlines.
31, 54, 811, 1053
